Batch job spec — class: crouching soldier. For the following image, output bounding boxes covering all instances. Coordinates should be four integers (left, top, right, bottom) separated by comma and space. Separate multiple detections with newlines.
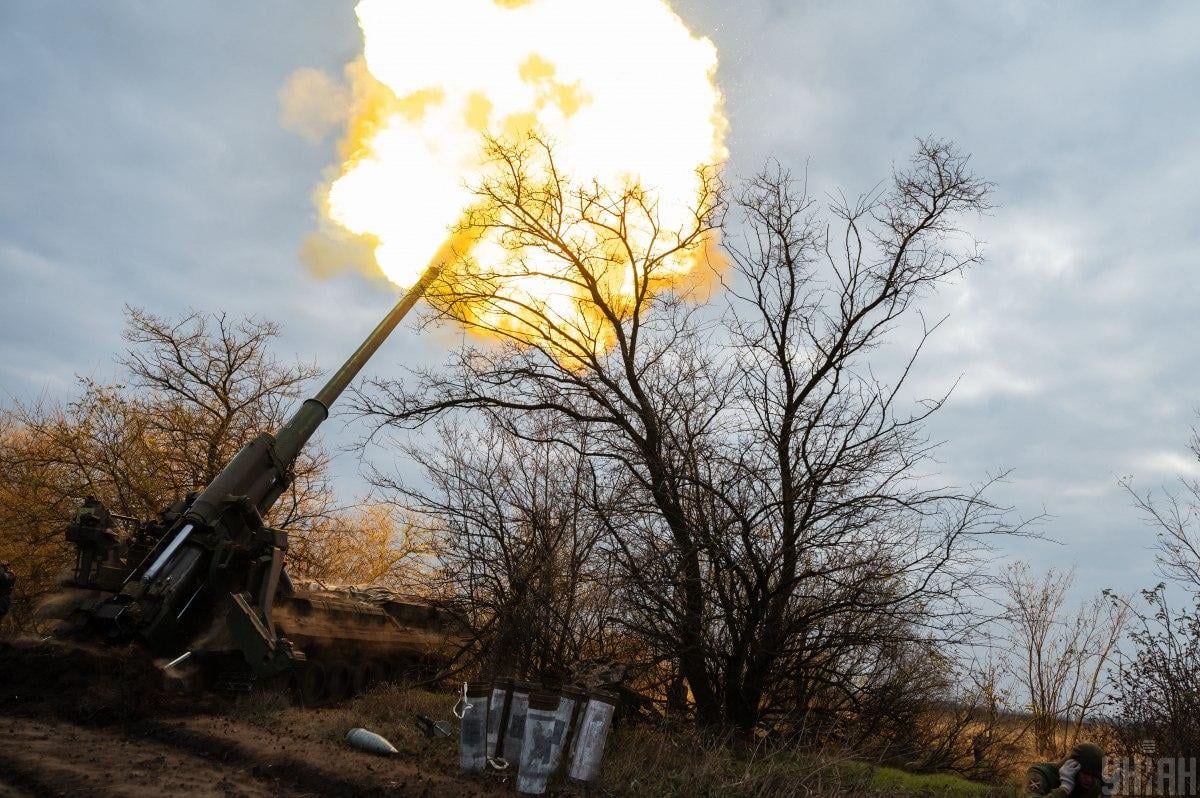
1026, 743, 1106, 796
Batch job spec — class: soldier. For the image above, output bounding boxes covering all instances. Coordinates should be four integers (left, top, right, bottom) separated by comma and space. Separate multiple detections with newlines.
1026, 742, 1106, 796
72, 495, 112, 529
0, 561, 14, 624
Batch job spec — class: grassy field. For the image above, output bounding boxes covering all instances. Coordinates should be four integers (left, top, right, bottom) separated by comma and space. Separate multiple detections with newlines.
227, 683, 1016, 797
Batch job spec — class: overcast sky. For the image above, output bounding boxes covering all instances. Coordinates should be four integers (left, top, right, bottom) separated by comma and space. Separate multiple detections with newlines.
2, 1, 1198, 601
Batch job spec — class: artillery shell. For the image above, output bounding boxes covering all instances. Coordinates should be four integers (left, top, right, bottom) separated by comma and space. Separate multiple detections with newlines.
346, 727, 399, 756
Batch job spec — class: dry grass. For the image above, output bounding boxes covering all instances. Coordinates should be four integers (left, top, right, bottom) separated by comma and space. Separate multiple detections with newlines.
226, 680, 461, 766
597, 725, 1015, 798
225, 684, 1017, 797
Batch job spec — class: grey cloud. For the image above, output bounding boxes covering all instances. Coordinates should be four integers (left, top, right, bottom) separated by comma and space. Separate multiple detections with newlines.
676, 0, 1200, 597
3, 1, 1199, 600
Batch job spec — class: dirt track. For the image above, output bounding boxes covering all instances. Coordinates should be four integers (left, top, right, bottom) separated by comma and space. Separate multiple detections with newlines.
0, 639, 497, 797
0, 714, 494, 797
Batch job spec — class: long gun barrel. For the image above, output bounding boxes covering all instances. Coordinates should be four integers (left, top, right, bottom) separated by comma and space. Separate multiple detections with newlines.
69, 265, 441, 673
185, 263, 441, 529
282, 261, 441, 463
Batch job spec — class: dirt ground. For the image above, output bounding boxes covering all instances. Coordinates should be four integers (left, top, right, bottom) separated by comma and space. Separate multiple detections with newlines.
0, 638, 498, 798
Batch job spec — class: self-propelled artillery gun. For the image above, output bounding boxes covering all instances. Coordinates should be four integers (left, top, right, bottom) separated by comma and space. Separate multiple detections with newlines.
51, 266, 459, 704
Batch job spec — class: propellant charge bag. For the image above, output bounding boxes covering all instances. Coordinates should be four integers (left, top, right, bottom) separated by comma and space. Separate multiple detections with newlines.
567, 691, 617, 783
549, 686, 586, 776
459, 682, 491, 773
501, 680, 535, 765
486, 677, 513, 759
517, 691, 561, 794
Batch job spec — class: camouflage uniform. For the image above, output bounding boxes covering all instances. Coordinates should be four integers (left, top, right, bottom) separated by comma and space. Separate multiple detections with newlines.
72, 496, 112, 528
1026, 743, 1105, 797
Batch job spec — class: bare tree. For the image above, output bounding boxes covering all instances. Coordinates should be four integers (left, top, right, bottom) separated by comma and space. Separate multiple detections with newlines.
6, 309, 328, 526
999, 562, 1128, 756
120, 307, 319, 484
355, 133, 730, 713
693, 143, 1011, 733
357, 136, 1010, 733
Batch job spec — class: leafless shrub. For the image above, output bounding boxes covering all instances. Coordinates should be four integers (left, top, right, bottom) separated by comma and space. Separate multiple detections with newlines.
1110, 425, 1200, 758
372, 412, 617, 679
998, 562, 1128, 757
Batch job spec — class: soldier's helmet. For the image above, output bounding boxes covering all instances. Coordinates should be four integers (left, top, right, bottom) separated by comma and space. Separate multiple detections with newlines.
1070, 742, 1105, 777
